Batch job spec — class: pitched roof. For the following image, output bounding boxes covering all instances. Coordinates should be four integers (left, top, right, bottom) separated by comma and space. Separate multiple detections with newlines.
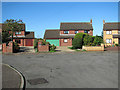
103, 22, 120, 30
60, 22, 93, 30
44, 29, 60, 39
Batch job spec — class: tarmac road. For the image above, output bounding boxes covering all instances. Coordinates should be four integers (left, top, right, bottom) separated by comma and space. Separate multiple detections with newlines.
2, 51, 118, 88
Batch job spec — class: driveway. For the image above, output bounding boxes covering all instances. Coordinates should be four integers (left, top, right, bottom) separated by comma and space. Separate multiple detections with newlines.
2, 51, 118, 88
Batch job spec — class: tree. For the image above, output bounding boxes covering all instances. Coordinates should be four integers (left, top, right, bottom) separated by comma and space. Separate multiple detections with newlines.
2, 19, 24, 41
2, 31, 10, 43
83, 35, 93, 46
93, 35, 103, 46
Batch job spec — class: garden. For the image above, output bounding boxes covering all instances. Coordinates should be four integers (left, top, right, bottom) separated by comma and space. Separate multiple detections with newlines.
69, 33, 103, 51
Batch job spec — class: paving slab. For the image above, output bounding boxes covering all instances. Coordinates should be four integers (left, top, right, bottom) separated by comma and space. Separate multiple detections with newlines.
2, 64, 24, 89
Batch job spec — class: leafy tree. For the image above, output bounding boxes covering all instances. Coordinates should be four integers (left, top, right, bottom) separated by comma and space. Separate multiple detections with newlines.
2, 19, 24, 41
83, 35, 93, 46
93, 35, 103, 46
2, 31, 10, 43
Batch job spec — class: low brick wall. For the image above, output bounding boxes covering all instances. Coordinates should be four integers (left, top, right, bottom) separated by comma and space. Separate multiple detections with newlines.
105, 46, 120, 51
82, 44, 104, 51
38, 40, 49, 52
2, 42, 13, 53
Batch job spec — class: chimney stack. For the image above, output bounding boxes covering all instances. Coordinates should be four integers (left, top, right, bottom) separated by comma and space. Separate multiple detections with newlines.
90, 19, 92, 24
103, 20, 105, 24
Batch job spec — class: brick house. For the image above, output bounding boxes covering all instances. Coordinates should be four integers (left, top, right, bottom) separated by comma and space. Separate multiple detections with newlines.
103, 20, 120, 46
1, 23, 35, 46
44, 20, 93, 46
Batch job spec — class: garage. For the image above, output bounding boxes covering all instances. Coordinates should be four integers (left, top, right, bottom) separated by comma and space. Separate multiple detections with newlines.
44, 29, 60, 46
46, 39, 59, 46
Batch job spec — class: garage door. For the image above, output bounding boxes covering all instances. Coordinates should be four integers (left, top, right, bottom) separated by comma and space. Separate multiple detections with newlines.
25, 39, 33, 46
46, 39, 59, 46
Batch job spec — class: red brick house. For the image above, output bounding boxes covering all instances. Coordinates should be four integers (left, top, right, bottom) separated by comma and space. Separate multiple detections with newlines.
44, 20, 93, 46
1, 23, 35, 46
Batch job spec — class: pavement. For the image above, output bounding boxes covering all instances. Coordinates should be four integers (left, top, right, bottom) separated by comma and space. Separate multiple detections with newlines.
2, 64, 25, 89
56, 46, 75, 52
2, 51, 118, 88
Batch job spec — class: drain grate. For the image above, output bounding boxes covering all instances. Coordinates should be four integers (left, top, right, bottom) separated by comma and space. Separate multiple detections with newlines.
27, 78, 48, 85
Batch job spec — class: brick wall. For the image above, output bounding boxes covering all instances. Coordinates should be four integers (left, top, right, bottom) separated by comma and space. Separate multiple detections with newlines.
60, 38, 72, 46
82, 44, 104, 51
9, 31, 25, 36
38, 40, 49, 52
2, 41, 13, 53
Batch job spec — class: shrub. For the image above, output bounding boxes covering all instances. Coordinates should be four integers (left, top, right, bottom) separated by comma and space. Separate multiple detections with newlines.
115, 44, 119, 46
34, 39, 38, 49
49, 44, 56, 51
13, 42, 19, 52
72, 33, 86, 49
72, 38, 83, 49
93, 35, 103, 46
83, 35, 93, 46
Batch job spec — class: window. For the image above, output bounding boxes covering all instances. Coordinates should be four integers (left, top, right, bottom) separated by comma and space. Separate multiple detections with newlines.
106, 39, 112, 43
106, 31, 112, 34
15, 39, 21, 44
84, 30, 88, 33
88, 31, 90, 33
75, 31, 78, 34
118, 31, 120, 34
15, 32, 21, 35
64, 31, 69, 34
64, 39, 68, 43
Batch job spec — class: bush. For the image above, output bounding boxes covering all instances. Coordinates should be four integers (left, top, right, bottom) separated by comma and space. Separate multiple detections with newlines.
49, 44, 56, 51
13, 42, 19, 52
34, 39, 38, 49
83, 35, 93, 46
72, 33, 88, 49
115, 44, 119, 46
93, 35, 103, 46
72, 38, 83, 49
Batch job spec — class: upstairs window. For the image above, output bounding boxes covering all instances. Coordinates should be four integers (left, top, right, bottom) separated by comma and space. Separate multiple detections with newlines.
106, 31, 112, 34
64, 31, 69, 34
15, 31, 21, 35
118, 31, 120, 34
84, 30, 88, 33
75, 31, 78, 34
106, 39, 112, 43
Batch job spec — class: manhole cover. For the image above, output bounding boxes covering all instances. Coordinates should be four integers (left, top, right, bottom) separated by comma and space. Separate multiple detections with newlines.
27, 78, 48, 85
27, 57, 31, 59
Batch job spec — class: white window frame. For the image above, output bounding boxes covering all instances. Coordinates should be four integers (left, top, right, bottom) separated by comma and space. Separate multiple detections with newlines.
75, 31, 78, 34
106, 31, 112, 35
64, 39, 68, 43
88, 31, 90, 33
15, 31, 21, 35
64, 31, 69, 34
106, 39, 112, 43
